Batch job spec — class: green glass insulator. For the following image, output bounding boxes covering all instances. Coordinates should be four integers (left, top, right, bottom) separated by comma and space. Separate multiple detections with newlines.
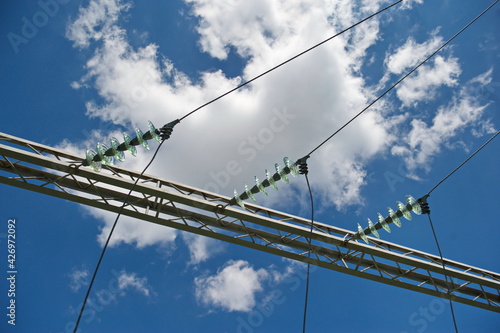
275, 163, 289, 183
284, 157, 298, 177
406, 195, 422, 215
245, 183, 256, 202
266, 170, 278, 190
378, 212, 391, 232
85, 149, 102, 172
397, 201, 412, 220
368, 218, 380, 238
110, 137, 125, 162
388, 207, 401, 227
357, 224, 369, 244
123, 133, 137, 156
256, 177, 268, 195
148, 120, 162, 143
233, 189, 245, 208
135, 127, 150, 150
97, 142, 113, 166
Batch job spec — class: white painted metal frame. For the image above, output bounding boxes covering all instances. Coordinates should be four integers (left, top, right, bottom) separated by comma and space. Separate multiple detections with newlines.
0, 132, 498, 312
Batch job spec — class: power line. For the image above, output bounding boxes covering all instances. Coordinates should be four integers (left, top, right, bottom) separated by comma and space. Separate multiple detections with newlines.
73, 134, 171, 333
420, 130, 500, 333
179, 0, 404, 122
305, 0, 499, 157
428, 130, 499, 195
298, 158, 314, 333
72, 2, 404, 330
425, 212, 459, 333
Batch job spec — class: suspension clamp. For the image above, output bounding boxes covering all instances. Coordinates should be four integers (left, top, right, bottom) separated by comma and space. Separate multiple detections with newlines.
297, 155, 310, 175
418, 195, 431, 214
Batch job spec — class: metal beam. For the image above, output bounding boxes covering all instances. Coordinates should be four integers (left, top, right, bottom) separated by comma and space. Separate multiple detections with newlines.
1, 132, 499, 312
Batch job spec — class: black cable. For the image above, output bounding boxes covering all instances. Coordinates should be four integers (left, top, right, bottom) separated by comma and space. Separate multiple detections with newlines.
306, 0, 499, 157
298, 158, 314, 333
179, 0, 403, 122
428, 131, 499, 195
71, 2, 403, 328
73, 139, 167, 333
426, 212, 459, 333
417, 130, 500, 333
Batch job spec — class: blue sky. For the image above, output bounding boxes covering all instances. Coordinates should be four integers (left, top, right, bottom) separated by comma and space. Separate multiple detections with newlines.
1, 0, 499, 332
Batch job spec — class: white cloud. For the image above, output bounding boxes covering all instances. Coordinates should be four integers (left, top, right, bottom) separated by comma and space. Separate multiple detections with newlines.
69, 267, 90, 292
182, 233, 225, 265
401, 0, 424, 10
383, 30, 461, 107
194, 260, 269, 312
116, 270, 152, 296
66, 0, 132, 48
63, 0, 494, 247
385, 31, 443, 75
396, 55, 461, 107
90, 208, 177, 249
64, 0, 397, 217
392, 71, 495, 174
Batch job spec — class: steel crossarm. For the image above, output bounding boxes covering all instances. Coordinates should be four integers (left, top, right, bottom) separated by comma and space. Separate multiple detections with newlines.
0, 132, 499, 312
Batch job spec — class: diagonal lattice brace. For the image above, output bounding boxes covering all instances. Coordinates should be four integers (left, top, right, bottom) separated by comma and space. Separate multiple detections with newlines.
0, 132, 499, 313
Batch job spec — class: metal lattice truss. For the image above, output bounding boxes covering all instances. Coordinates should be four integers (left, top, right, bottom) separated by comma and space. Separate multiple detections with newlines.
0, 132, 499, 312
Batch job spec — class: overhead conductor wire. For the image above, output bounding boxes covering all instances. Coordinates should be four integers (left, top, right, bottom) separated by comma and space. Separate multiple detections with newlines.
74, 138, 169, 333
305, 0, 499, 157
296, 2, 498, 332
298, 159, 314, 333
422, 130, 499, 333
74, 0, 498, 331
178, 0, 403, 121
427, 131, 499, 196
74, 2, 404, 331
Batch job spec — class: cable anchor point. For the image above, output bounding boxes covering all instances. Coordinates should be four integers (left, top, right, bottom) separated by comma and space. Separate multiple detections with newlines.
160, 119, 180, 141
297, 155, 310, 175
418, 195, 431, 215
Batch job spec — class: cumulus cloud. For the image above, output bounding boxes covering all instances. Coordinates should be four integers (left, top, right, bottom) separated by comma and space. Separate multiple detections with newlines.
392, 70, 495, 174
385, 31, 443, 75
383, 30, 462, 107
194, 260, 269, 312
64, 0, 396, 214
396, 55, 461, 107
66, 0, 132, 48
401, 0, 424, 10
182, 233, 225, 265
116, 270, 152, 296
90, 209, 177, 249
69, 267, 90, 292
63, 0, 494, 249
